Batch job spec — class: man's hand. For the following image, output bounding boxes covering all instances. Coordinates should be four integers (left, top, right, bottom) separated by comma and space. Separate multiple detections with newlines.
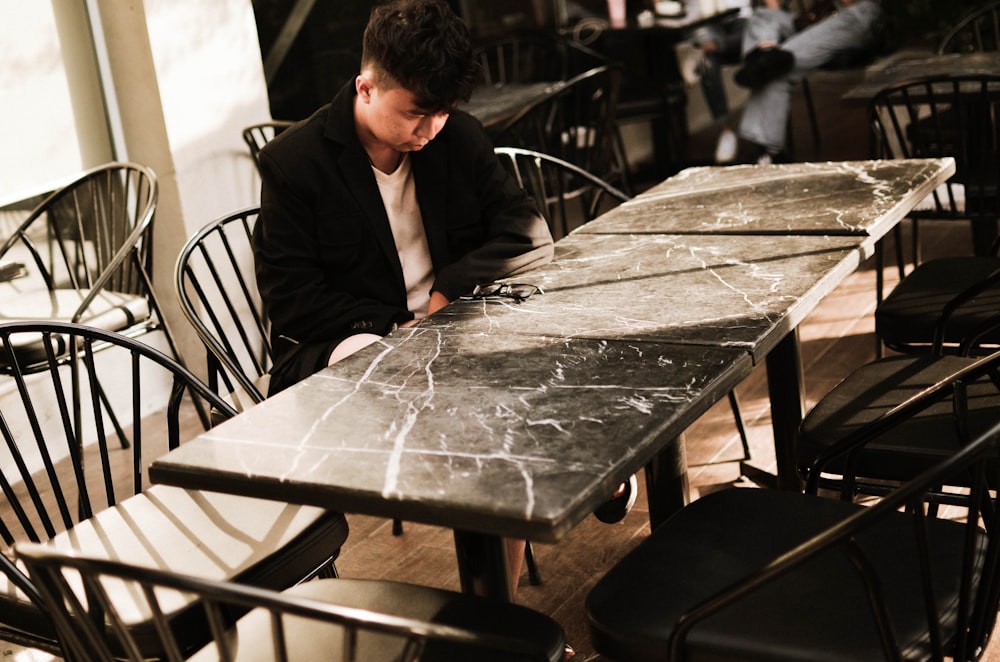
427, 290, 450, 315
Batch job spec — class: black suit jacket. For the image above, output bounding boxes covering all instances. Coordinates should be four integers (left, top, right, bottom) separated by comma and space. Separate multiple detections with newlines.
254, 81, 554, 394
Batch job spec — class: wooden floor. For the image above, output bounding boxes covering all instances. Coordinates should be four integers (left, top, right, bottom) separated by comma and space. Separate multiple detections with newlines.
7, 50, 1000, 662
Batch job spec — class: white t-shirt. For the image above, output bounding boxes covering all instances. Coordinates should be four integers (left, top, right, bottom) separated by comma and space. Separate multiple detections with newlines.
328, 154, 434, 367
372, 154, 434, 319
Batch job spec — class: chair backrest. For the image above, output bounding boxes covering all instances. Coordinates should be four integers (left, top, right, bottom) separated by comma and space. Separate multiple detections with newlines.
938, 1, 1000, 53
475, 30, 606, 88
175, 207, 270, 405
869, 73, 1000, 222
0, 162, 158, 308
241, 121, 294, 171
493, 64, 628, 194
494, 147, 630, 239
0, 321, 234, 545
0, 321, 234, 650
17, 545, 558, 662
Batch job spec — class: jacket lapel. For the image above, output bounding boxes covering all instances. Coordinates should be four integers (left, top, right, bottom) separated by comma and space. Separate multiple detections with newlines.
326, 84, 406, 291
412, 140, 450, 269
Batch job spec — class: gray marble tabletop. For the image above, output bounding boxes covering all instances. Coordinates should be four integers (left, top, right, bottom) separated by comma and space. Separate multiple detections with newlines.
842, 52, 1000, 104
461, 81, 563, 131
150, 158, 943, 595
150, 332, 750, 544
574, 159, 955, 236
428, 231, 868, 364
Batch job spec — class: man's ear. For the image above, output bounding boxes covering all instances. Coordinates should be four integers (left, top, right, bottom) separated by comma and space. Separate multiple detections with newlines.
356, 73, 374, 102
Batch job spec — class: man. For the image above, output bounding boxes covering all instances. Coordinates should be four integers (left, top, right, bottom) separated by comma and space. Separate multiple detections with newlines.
253, 0, 554, 398
253, 0, 559, 600
733, 0, 883, 163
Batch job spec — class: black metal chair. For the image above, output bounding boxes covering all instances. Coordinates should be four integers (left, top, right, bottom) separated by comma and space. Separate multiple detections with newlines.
475, 29, 606, 89
0, 321, 347, 657
491, 64, 632, 196
938, 1, 1000, 54
241, 121, 294, 172
797, 348, 1000, 501
0, 163, 181, 371
175, 206, 271, 409
0, 162, 207, 438
174, 208, 413, 541
17, 543, 566, 662
493, 146, 630, 239
586, 352, 1000, 661
871, 74, 1000, 353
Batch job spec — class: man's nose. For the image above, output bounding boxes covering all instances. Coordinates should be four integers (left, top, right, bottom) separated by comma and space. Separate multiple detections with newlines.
416, 113, 449, 138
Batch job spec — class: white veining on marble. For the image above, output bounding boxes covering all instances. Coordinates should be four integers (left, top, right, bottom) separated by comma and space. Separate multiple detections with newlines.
381, 330, 442, 498
687, 243, 784, 320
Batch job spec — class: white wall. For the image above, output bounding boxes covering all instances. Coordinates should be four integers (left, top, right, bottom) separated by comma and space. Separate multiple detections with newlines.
0, 3, 84, 204
94, 0, 271, 369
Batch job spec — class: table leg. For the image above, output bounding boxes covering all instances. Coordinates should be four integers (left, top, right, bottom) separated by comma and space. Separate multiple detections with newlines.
765, 328, 805, 491
644, 432, 690, 530
453, 530, 512, 601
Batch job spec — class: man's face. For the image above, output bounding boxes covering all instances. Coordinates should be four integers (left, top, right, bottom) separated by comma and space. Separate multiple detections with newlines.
362, 78, 451, 152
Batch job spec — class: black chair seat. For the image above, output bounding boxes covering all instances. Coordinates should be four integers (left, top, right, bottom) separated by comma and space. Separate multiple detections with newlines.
876, 256, 1000, 352
0, 286, 150, 367
798, 354, 1000, 482
586, 487, 979, 662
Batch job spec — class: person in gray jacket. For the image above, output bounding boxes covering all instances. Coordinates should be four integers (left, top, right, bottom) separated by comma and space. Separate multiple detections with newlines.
734, 0, 883, 163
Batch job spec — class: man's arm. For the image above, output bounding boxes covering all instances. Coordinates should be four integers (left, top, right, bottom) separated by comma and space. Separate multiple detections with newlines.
429, 114, 555, 301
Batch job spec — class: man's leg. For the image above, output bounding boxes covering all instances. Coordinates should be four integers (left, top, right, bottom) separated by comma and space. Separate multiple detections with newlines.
780, 0, 882, 72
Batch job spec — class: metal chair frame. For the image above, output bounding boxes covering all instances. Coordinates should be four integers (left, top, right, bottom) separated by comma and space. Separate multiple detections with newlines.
0, 162, 204, 437
0, 321, 343, 655
175, 206, 270, 405
17, 545, 562, 662
938, 1, 1000, 54
242, 121, 295, 172
491, 64, 632, 196
588, 352, 1000, 661
869, 74, 1000, 330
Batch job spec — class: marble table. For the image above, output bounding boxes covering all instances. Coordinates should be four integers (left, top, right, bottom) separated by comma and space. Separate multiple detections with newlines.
149, 158, 951, 598
461, 81, 563, 134
432, 231, 869, 363
554, 159, 954, 488
841, 52, 1000, 105
577, 159, 956, 236
429, 230, 870, 490
151, 332, 750, 600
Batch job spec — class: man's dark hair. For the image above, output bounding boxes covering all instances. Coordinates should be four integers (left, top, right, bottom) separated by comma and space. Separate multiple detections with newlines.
362, 0, 481, 112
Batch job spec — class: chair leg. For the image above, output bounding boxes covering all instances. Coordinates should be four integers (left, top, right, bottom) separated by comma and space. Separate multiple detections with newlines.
728, 390, 750, 462
316, 558, 339, 579
392, 518, 404, 536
